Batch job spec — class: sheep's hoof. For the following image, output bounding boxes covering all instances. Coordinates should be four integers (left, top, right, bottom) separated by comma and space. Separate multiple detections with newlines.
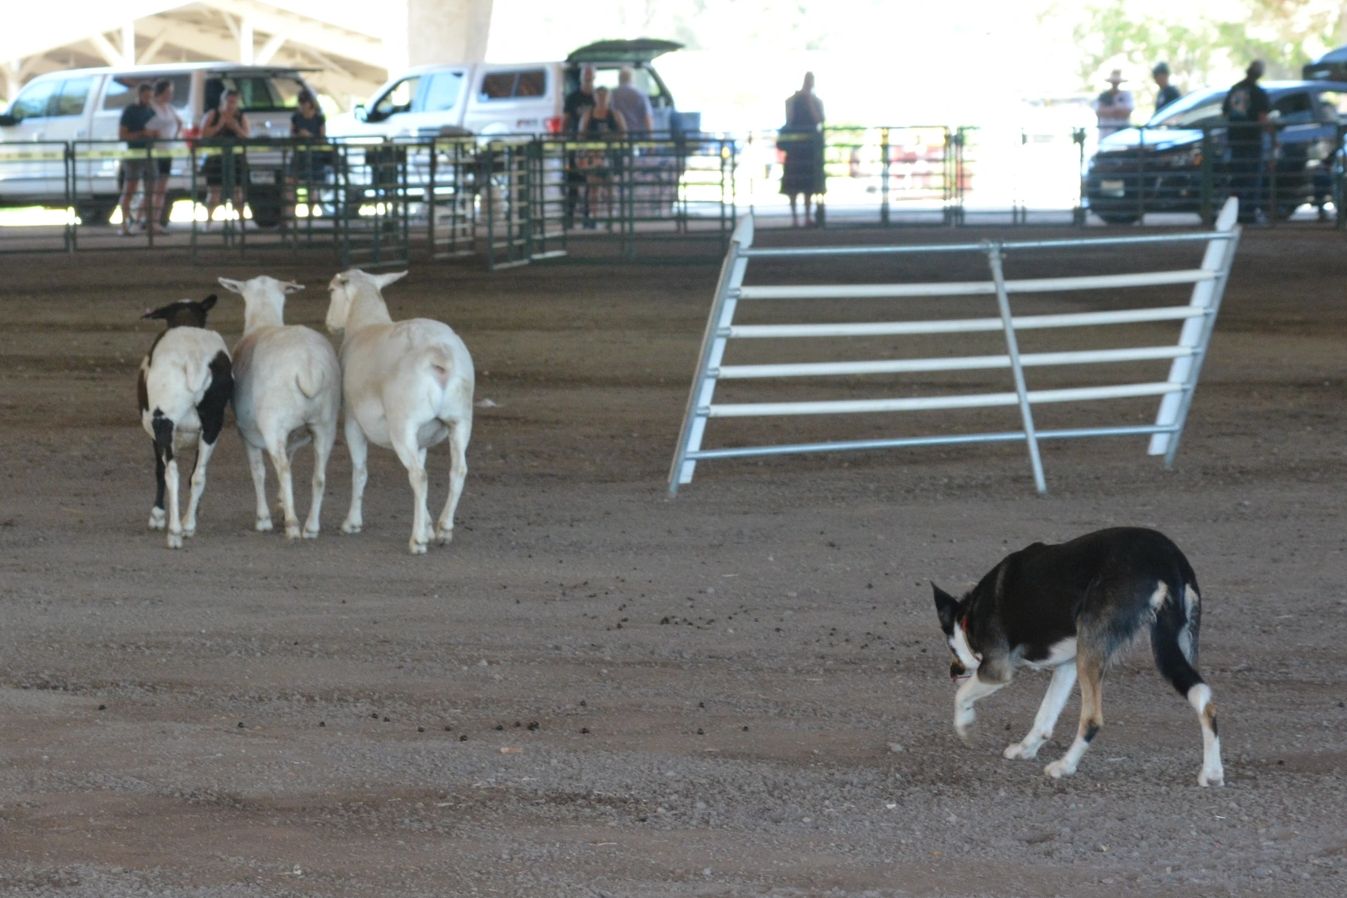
255, 517, 274, 532
285, 523, 301, 540
148, 508, 166, 530
181, 526, 196, 539
166, 532, 183, 550
409, 539, 428, 555
341, 519, 362, 535
435, 526, 453, 545
302, 526, 320, 540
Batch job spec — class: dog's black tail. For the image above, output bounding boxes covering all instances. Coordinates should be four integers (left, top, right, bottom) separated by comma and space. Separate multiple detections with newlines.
1151, 554, 1205, 698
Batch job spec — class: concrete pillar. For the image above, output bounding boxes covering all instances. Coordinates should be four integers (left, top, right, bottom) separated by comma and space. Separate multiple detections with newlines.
403, 0, 493, 66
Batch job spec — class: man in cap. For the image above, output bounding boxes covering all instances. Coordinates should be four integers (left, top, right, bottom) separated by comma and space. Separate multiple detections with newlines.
1094, 69, 1134, 138
1153, 62, 1181, 111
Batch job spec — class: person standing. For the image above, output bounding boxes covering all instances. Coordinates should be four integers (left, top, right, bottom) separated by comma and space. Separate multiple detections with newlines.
286, 88, 328, 229
1152, 62, 1181, 112
1094, 69, 1134, 138
1222, 60, 1271, 223
145, 78, 183, 233
117, 82, 158, 236
779, 71, 826, 227
563, 65, 597, 227
199, 88, 251, 226
610, 67, 653, 135
576, 86, 627, 228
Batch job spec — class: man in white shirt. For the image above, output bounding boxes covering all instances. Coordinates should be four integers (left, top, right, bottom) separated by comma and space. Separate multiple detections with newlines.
1094, 69, 1134, 138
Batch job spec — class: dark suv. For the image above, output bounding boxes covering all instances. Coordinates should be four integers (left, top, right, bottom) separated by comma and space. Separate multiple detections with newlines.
1085, 80, 1347, 223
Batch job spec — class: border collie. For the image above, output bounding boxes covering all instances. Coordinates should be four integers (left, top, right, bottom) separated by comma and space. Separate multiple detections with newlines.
932, 527, 1223, 785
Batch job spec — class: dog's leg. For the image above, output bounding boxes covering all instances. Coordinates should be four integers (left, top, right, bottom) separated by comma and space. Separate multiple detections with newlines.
1153, 585, 1225, 786
1004, 661, 1077, 760
953, 672, 1008, 747
1045, 656, 1103, 779
1187, 683, 1224, 786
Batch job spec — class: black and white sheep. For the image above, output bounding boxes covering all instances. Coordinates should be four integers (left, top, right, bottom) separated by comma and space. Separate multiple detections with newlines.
138, 295, 233, 549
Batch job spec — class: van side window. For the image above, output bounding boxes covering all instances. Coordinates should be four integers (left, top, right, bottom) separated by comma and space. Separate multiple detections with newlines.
12, 80, 58, 119
424, 72, 464, 111
54, 77, 94, 117
232, 77, 282, 111
102, 77, 139, 111
479, 69, 547, 100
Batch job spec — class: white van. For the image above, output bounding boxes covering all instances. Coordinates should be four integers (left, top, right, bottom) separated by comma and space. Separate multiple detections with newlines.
0, 62, 318, 224
330, 39, 695, 140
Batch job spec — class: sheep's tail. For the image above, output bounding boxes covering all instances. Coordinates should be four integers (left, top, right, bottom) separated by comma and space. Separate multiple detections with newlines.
295, 363, 327, 401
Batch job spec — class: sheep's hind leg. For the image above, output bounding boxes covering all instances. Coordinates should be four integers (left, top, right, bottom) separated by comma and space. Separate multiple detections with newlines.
182, 437, 217, 538
303, 421, 335, 539
266, 435, 300, 539
148, 442, 167, 530
435, 416, 470, 545
341, 417, 368, 535
391, 432, 430, 555
246, 443, 273, 531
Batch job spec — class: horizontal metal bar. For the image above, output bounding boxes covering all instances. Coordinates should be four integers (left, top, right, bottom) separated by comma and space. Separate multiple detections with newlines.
726, 306, 1205, 339
685, 422, 1182, 461
705, 382, 1180, 417
715, 346, 1192, 379
735, 269, 1213, 301
738, 231, 1232, 260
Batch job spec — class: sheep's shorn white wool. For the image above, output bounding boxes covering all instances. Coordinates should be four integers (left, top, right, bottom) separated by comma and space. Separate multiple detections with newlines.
137, 296, 233, 549
220, 275, 341, 539
325, 269, 475, 554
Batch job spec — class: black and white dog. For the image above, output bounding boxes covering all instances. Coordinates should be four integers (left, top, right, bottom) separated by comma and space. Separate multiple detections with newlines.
932, 527, 1224, 785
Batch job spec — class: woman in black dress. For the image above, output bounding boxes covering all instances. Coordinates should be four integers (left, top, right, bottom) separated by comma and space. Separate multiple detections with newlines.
779, 72, 825, 227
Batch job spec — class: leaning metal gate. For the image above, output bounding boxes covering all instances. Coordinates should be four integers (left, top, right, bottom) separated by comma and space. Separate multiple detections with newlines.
668, 198, 1242, 495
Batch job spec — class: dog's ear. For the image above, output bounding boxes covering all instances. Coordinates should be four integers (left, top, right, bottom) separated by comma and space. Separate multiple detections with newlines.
933, 583, 961, 635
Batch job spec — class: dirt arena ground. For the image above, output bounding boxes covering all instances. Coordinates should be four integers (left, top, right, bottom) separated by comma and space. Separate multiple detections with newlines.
1, 223, 1345, 898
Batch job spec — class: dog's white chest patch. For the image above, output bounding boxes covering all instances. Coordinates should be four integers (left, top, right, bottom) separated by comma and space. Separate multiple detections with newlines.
1024, 637, 1078, 670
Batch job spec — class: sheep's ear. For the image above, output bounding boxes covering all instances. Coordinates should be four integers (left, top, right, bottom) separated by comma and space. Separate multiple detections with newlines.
217, 277, 244, 295
283, 281, 305, 294
373, 270, 408, 290
200, 294, 218, 312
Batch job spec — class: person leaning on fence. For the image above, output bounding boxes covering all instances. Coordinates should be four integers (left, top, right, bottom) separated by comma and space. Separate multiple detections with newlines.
576, 86, 627, 229
1094, 69, 1134, 138
563, 65, 597, 228
1152, 62, 1181, 112
285, 88, 329, 231
117, 82, 159, 236
145, 79, 183, 233
778, 71, 826, 227
1222, 60, 1271, 224
199, 88, 251, 227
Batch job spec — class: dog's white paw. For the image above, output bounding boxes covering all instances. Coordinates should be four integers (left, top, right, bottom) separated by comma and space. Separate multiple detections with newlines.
1044, 759, 1075, 779
148, 508, 166, 530
954, 708, 976, 747
1199, 766, 1225, 787
1004, 740, 1042, 760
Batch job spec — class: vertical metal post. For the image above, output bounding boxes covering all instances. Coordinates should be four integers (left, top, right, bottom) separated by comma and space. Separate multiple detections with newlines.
985, 242, 1048, 494
64, 142, 77, 252
880, 127, 891, 226
1149, 197, 1241, 465
668, 214, 754, 494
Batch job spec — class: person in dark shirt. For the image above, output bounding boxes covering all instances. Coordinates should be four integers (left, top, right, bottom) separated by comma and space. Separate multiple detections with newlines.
286, 88, 328, 229
117, 82, 158, 235
1222, 60, 1272, 223
1152, 62, 1181, 111
563, 65, 596, 226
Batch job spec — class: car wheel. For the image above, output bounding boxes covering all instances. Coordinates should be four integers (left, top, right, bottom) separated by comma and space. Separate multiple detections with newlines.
1094, 210, 1140, 225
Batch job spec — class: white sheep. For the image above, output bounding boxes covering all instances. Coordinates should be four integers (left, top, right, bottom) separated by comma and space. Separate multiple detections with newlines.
324, 269, 474, 554
218, 275, 341, 540
138, 295, 233, 549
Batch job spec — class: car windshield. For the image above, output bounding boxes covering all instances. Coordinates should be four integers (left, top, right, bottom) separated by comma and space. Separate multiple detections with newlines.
1147, 90, 1226, 128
